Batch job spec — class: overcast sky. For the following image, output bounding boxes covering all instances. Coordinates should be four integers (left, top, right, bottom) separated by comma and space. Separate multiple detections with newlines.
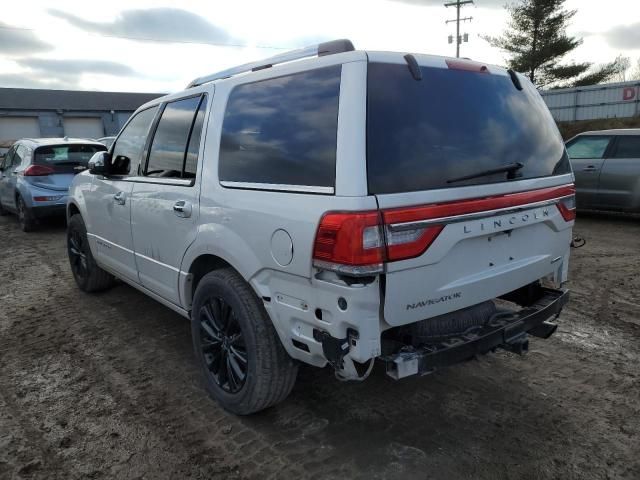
1, 0, 639, 93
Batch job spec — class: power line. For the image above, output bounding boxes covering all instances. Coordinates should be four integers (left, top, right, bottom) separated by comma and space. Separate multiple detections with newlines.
445, 0, 473, 58
0, 24, 289, 50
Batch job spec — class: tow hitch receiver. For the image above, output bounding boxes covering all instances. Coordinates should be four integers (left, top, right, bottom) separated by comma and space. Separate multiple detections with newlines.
384, 288, 569, 380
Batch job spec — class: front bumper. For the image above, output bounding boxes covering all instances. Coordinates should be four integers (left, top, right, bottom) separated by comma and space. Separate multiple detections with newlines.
383, 287, 569, 379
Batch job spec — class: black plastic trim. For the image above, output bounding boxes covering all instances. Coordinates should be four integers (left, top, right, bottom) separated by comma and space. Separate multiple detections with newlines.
383, 288, 569, 377
507, 69, 523, 90
403, 54, 422, 81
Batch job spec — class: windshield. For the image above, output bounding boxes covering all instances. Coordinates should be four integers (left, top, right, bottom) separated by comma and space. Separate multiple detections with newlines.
34, 144, 106, 173
366, 63, 570, 194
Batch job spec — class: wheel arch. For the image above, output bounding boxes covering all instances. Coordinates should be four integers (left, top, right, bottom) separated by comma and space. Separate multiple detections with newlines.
185, 253, 234, 306
67, 201, 81, 220
179, 228, 265, 310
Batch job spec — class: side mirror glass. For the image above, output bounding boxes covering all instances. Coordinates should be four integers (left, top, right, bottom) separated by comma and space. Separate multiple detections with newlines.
88, 151, 111, 176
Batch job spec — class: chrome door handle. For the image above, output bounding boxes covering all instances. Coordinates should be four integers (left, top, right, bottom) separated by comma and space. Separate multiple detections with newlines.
583, 165, 597, 172
173, 200, 192, 218
113, 191, 126, 205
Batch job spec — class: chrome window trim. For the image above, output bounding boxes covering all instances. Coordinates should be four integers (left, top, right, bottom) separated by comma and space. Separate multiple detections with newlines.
387, 195, 571, 232
220, 181, 334, 194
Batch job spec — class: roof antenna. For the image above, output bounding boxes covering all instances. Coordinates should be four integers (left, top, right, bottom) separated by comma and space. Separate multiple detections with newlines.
403, 54, 422, 81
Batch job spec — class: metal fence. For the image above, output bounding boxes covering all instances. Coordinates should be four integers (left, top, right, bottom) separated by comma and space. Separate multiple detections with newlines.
540, 80, 640, 122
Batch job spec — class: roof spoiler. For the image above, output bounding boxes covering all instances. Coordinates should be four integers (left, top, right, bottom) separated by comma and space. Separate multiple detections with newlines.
186, 39, 355, 88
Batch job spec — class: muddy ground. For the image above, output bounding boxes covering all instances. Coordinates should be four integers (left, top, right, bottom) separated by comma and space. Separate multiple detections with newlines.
0, 212, 638, 480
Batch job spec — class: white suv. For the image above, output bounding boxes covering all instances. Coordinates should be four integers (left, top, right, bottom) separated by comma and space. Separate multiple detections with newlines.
67, 40, 575, 414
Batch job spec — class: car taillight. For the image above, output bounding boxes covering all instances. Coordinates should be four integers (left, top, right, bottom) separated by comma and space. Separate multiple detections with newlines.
313, 184, 576, 276
556, 193, 576, 222
23, 165, 54, 176
382, 207, 445, 261
313, 211, 385, 275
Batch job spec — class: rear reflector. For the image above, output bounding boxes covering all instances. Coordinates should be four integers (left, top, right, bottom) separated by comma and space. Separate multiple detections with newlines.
313, 184, 575, 276
23, 165, 55, 176
34, 195, 63, 202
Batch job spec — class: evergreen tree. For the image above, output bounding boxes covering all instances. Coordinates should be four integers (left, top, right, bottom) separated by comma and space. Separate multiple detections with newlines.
486, 0, 619, 87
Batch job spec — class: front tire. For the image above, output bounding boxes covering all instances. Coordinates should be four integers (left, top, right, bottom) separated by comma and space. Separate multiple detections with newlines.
67, 214, 115, 292
0, 199, 8, 216
191, 269, 298, 415
16, 195, 36, 232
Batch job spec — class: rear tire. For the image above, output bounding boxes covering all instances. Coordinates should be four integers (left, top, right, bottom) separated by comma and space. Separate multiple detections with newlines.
191, 268, 298, 415
16, 195, 36, 232
67, 214, 115, 292
0, 199, 7, 216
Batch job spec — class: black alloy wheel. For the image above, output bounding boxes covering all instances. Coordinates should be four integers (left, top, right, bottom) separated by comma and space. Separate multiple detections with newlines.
68, 227, 88, 282
16, 196, 35, 231
199, 297, 248, 393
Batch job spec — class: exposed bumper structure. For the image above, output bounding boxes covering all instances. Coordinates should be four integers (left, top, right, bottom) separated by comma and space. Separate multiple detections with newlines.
383, 287, 569, 379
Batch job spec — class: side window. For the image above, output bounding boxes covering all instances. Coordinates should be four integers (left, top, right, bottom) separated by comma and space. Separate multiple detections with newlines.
111, 106, 159, 176
219, 65, 341, 190
566, 136, 612, 159
145, 95, 206, 179
611, 136, 640, 159
2, 147, 16, 169
14, 145, 28, 166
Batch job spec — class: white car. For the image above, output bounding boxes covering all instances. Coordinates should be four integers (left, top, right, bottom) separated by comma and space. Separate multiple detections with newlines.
66, 40, 575, 414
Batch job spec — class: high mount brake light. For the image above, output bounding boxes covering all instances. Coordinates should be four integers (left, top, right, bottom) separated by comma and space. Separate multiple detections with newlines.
23, 165, 54, 176
445, 59, 489, 73
312, 184, 576, 276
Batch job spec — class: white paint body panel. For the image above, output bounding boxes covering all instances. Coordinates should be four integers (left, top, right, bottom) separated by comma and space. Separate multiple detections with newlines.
85, 177, 137, 282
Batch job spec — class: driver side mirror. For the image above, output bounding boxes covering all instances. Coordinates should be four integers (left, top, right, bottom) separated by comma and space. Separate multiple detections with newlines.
88, 151, 111, 176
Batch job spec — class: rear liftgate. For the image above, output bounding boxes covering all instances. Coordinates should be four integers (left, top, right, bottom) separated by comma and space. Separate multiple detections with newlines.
312, 184, 575, 380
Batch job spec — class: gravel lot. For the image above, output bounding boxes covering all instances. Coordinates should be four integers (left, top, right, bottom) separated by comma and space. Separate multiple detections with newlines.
0, 212, 639, 480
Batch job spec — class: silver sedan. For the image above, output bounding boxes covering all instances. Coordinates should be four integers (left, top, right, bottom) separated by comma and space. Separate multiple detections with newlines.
566, 129, 640, 213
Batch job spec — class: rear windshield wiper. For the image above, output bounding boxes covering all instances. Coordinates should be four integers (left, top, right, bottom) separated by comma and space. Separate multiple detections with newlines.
446, 162, 524, 184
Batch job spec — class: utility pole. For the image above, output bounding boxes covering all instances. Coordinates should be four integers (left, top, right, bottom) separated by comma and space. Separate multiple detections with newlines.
445, 0, 473, 58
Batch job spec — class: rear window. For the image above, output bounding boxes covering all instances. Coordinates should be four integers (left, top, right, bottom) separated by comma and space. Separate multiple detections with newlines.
367, 63, 570, 194
219, 65, 341, 191
34, 144, 106, 169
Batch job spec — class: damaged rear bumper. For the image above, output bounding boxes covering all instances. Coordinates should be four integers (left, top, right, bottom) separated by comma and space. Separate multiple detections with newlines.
383, 287, 569, 380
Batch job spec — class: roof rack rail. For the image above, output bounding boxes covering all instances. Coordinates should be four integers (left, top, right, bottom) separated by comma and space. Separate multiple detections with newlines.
186, 39, 355, 88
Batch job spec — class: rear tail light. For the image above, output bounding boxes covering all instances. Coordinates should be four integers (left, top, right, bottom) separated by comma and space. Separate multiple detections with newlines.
556, 192, 576, 222
23, 165, 54, 176
312, 211, 384, 276
313, 184, 576, 276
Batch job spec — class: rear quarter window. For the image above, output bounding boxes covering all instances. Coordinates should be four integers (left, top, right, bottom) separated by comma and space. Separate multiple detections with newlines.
219, 65, 341, 190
